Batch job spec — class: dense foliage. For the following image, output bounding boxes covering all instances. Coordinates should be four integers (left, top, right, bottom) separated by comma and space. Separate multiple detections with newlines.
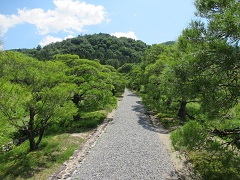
0, 51, 125, 151
13, 33, 148, 69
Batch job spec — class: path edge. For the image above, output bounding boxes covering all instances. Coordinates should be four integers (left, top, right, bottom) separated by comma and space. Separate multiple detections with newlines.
148, 112, 201, 180
48, 96, 123, 180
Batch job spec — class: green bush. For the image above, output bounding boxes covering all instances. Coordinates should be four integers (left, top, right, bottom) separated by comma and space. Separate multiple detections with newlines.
229, 103, 240, 119
82, 110, 107, 123
190, 145, 240, 180
74, 110, 107, 129
186, 102, 201, 118
171, 120, 207, 151
171, 119, 240, 179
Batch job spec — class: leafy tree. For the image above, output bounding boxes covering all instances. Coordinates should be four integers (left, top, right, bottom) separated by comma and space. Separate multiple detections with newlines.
54, 55, 125, 122
177, 1, 240, 118
36, 45, 42, 51
117, 63, 134, 74
106, 59, 120, 69
195, 0, 240, 46
0, 52, 77, 150
128, 44, 190, 118
169, 2, 240, 169
141, 44, 166, 68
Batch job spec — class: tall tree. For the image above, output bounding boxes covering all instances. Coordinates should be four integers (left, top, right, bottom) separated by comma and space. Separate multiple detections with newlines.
195, 0, 240, 45
0, 52, 77, 150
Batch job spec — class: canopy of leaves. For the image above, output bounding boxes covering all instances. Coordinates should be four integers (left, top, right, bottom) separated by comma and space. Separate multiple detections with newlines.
0, 51, 125, 151
0, 51, 78, 150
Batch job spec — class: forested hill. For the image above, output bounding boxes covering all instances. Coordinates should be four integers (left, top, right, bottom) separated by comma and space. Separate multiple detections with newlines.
12, 33, 148, 69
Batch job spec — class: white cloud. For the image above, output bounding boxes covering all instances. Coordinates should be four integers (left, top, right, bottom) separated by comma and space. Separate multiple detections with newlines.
0, 0, 107, 36
39, 35, 63, 47
0, 14, 22, 36
111, 31, 138, 40
39, 34, 75, 47
64, 34, 74, 39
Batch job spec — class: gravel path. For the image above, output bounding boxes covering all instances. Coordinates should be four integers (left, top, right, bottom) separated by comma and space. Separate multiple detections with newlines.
71, 89, 178, 180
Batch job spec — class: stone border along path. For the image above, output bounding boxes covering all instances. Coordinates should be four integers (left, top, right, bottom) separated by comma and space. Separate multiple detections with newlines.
50, 89, 195, 179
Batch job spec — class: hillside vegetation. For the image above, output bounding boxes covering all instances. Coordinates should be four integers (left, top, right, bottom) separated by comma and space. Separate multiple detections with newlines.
13, 33, 148, 69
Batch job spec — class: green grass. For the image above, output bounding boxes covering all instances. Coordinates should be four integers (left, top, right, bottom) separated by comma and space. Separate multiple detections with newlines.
0, 102, 117, 179
0, 132, 89, 179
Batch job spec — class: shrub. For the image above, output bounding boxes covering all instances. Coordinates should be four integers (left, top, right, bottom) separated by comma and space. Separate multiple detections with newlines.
74, 110, 108, 129
186, 102, 201, 118
171, 120, 207, 151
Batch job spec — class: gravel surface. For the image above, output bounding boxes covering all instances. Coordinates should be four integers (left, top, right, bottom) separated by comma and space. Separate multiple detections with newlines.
71, 89, 178, 180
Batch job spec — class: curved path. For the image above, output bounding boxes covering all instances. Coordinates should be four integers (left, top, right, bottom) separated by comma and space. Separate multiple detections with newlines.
72, 89, 178, 179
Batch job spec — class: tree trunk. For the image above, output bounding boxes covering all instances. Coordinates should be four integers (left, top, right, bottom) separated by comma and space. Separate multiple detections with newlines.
35, 127, 45, 149
28, 106, 36, 151
178, 98, 187, 121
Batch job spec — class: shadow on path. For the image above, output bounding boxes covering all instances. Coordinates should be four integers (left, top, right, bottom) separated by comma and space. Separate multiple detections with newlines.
131, 99, 169, 134
127, 92, 138, 97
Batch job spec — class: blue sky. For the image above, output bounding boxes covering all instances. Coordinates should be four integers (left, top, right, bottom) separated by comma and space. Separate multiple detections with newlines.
0, 0, 196, 50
